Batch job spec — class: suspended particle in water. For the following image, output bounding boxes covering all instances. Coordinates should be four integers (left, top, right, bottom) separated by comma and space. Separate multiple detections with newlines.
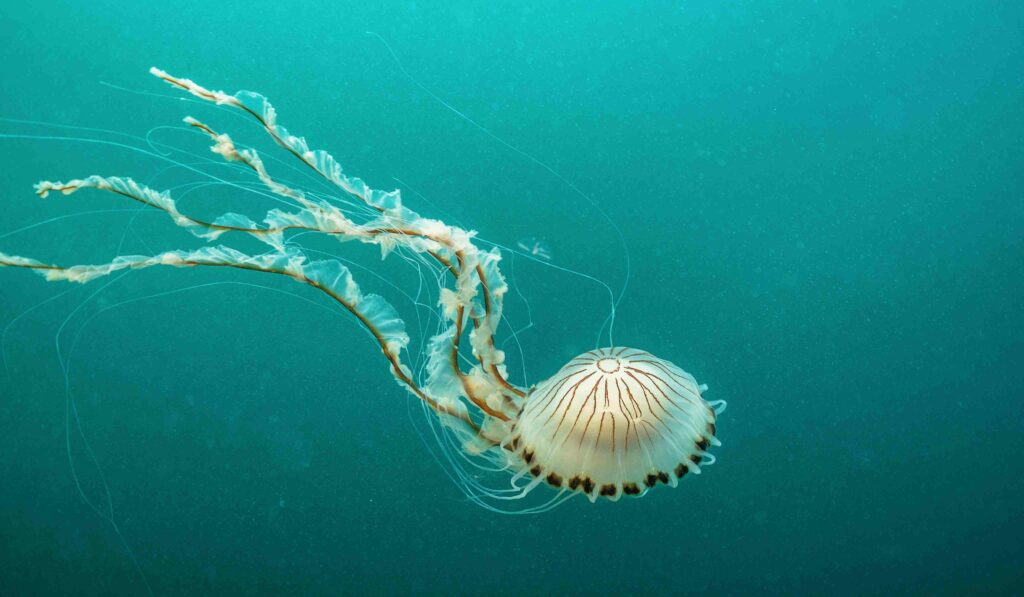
516, 237, 552, 261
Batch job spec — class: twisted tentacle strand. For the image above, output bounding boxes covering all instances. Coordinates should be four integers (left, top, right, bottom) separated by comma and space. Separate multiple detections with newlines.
0, 246, 484, 438
4, 67, 526, 453
177, 113, 520, 416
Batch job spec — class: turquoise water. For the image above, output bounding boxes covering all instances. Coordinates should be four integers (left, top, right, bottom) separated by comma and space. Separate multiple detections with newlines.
1, 1, 1022, 594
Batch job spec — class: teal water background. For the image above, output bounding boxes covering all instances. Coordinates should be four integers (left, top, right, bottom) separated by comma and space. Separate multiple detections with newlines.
1, 1, 1022, 594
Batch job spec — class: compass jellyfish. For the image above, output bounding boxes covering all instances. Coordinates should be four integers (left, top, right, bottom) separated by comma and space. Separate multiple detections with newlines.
0, 69, 726, 512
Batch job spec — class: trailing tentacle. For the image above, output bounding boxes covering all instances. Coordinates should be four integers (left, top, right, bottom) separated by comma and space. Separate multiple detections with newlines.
4, 67, 528, 453
0, 246, 487, 437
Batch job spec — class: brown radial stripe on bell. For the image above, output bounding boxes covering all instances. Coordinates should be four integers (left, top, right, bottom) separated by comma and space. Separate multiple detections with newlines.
697, 437, 710, 451
707, 422, 716, 436
529, 465, 542, 477
523, 450, 534, 464
675, 463, 689, 478
546, 472, 563, 487
582, 478, 596, 494
599, 484, 618, 497
568, 476, 582, 490
645, 474, 658, 488
689, 454, 701, 464
657, 471, 670, 484
623, 483, 641, 495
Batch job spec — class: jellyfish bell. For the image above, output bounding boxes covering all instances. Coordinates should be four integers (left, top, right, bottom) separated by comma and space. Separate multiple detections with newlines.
502, 347, 722, 502
0, 68, 726, 513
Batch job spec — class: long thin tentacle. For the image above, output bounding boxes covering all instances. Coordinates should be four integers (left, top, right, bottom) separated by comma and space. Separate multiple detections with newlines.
0, 247, 486, 436
3, 67, 529, 456
34, 115, 522, 419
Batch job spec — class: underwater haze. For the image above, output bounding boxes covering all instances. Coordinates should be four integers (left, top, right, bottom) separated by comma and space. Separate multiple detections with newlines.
1, 0, 1022, 595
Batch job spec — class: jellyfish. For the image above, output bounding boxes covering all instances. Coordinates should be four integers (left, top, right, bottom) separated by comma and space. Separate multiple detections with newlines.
0, 69, 726, 509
